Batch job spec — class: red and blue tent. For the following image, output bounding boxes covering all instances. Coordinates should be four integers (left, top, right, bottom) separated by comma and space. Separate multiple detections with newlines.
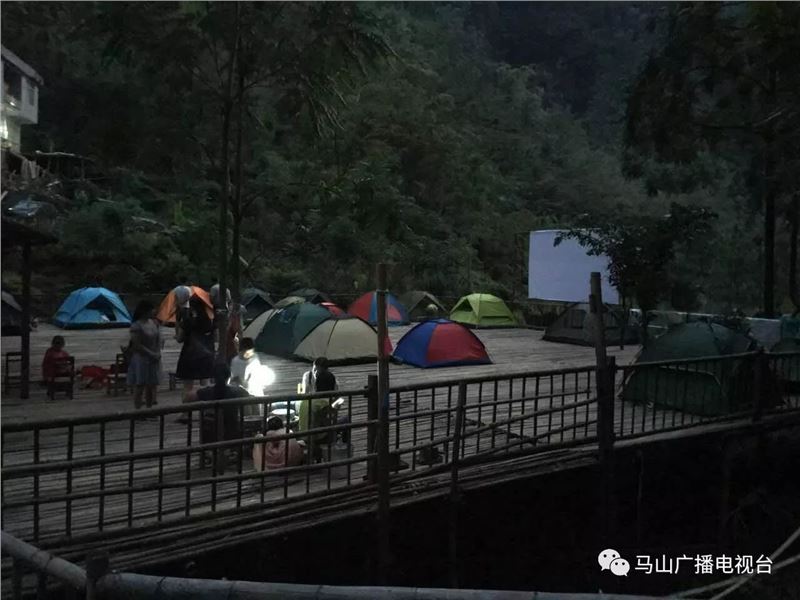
393, 319, 491, 368
348, 292, 410, 326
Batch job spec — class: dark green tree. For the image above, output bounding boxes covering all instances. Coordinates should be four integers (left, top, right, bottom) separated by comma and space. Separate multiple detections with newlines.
556, 203, 717, 341
625, 2, 800, 317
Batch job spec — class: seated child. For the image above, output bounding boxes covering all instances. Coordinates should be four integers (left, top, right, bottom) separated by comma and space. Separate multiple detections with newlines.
42, 335, 73, 399
252, 416, 304, 471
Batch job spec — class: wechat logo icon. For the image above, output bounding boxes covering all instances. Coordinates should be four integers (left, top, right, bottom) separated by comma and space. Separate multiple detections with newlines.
599, 549, 630, 576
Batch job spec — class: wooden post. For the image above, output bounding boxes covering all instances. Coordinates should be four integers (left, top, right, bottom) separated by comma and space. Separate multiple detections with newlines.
366, 374, 378, 484
21, 241, 31, 400
12, 558, 22, 600
85, 553, 109, 600
752, 348, 765, 422
375, 263, 391, 584
449, 382, 468, 589
590, 272, 615, 544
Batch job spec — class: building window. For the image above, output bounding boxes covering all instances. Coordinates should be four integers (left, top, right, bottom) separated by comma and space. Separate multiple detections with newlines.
26, 79, 36, 106
3, 64, 22, 105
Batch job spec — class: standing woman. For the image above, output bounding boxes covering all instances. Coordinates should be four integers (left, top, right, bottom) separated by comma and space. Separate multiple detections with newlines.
176, 294, 215, 404
128, 300, 162, 409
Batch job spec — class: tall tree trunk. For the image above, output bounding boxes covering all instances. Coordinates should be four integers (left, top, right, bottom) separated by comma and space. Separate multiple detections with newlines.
232, 64, 245, 307
215, 4, 241, 363
790, 193, 799, 315
763, 67, 777, 319
764, 175, 776, 318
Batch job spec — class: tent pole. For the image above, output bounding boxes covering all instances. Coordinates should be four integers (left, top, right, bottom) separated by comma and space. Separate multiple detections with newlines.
21, 241, 31, 400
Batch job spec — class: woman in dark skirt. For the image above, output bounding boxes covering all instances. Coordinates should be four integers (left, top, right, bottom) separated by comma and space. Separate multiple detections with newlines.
176, 295, 215, 403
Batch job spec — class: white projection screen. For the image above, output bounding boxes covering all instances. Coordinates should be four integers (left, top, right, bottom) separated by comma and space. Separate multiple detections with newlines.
528, 230, 620, 303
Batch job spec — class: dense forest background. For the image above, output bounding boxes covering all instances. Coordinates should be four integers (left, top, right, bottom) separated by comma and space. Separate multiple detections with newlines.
2, 2, 797, 316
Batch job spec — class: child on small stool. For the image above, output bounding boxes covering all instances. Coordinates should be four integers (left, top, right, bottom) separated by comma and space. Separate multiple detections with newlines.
42, 335, 73, 400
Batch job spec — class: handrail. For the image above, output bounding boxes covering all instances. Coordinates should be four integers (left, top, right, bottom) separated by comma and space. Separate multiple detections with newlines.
0, 531, 87, 590
0, 387, 368, 432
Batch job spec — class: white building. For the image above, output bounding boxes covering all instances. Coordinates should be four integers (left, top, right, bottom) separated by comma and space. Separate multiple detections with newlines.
1, 45, 43, 153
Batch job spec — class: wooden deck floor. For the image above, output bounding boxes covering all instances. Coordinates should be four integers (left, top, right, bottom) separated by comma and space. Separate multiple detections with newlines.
2, 324, 653, 546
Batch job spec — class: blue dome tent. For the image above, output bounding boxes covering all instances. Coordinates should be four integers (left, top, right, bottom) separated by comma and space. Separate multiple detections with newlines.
54, 287, 132, 329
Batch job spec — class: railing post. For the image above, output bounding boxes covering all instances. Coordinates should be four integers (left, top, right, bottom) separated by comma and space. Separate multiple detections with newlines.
449, 382, 468, 588
375, 263, 391, 584
590, 272, 616, 546
366, 375, 378, 484
12, 558, 22, 600
752, 348, 765, 422
85, 552, 109, 600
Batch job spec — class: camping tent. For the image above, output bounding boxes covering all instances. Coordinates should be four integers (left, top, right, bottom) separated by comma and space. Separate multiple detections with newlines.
156, 286, 213, 325
320, 302, 345, 317
243, 308, 280, 340
275, 295, 306, 309
401, 291, 447, 321
393, 319, 491, 368
288, 288, 331, 304
241, 288, 274, 323
254, 303, 332, 357
54, 287, 132, 329
543, 302, 639, 346
1, 290, 23, 336
621, 322, 760, 416
449, 293, 516, 328
348, 292, 410, 326
294, 316, 392, 364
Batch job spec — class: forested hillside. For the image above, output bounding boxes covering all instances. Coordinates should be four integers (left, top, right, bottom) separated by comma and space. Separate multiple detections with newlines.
2, 2, 797, 315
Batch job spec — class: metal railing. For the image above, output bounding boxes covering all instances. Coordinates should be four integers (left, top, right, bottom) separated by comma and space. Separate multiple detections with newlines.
1, 351, 798, 548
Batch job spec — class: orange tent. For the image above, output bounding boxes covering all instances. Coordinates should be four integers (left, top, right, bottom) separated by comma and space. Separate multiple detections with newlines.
156, 286, 213, 325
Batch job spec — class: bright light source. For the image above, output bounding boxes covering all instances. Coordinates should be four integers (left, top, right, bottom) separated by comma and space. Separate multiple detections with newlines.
244, 360, 275, 396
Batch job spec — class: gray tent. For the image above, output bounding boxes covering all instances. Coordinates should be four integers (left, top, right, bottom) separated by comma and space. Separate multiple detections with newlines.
543, 302, 639, 346
2, 290, 23, 336
241, 288, 274, 324
401, 291, 446, 321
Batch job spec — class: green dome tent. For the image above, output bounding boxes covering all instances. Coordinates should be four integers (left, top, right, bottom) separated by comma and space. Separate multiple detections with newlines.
544, 302, 639, 346
254, 303, 331, 358
621, 322, 761, 416
401, 291, 447, 321
243, 308, 280, 340
450, 293, 516, 328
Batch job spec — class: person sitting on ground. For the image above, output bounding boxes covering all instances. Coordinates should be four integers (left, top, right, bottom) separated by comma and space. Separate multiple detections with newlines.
42, 336, 72, 397
188, 363, 251, 469
252, 416, 304, 471
298, 358, 349, 459
189, 363, 250, 441
300, 356, 337, 395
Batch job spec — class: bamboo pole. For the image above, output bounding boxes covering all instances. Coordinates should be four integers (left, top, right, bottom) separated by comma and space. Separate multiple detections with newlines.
0, 531, 86, 591
95, 573, 667, 600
